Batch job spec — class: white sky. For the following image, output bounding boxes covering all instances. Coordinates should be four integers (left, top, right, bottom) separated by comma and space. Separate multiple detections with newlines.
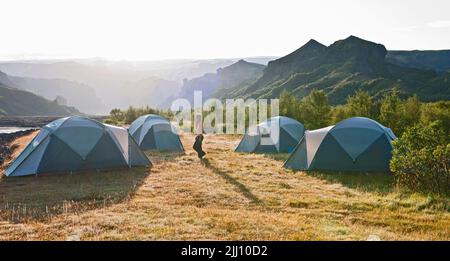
1, 0, 450, 60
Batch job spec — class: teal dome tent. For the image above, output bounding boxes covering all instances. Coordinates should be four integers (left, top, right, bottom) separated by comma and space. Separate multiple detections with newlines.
235, 116, 305, 153
128, 114, 184, 152
5, 117, 151, 177
284, 117, 396, 172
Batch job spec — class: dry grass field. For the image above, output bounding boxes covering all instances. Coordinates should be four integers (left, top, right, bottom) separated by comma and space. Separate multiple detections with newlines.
0, 132, 449, 240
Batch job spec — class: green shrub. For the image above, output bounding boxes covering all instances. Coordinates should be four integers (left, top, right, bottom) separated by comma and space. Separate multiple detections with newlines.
298, 89, 331, 129
109, 108, 124, 123
345, 90, 379, 119
103, 118, 119, 125
390, 121, 450, 195
379, 93, 422, 135
330, 90, 380, 125
106, 106, 173, 125
420, 101, 450, 136
279, 90, 301, 120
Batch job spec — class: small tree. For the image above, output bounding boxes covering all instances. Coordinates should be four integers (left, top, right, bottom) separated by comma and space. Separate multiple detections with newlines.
299, 89, 331, 129
421, 101, 450, 136
109, 108, 124, 123
330, 105, 349, 124
124, 106, 137, 124
390, 121, 450, 195
279, 90, 301, 121
346, 90, 377, 119
402, 95, 421, 129
379, 91, 423, 136
379, 89, 403, 134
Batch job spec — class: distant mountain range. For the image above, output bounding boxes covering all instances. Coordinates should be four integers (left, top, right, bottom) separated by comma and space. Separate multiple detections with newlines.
0, 83, 81, 116
0, 61, 153, 113
121, 77, 181, 108
173, 60, 265, 104
387, 50, 450, 72
0, 58, 271, 113
216, 36, 450, 104
0, 42, 448, 116
0, 70, 106, 114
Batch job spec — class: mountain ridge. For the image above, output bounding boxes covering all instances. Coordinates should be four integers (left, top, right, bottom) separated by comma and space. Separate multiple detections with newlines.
0, 83, 81, 116
173, 60, 266, 104
5, 73, 106, 114
219, 36, 450, 103
386, 50, 450, 72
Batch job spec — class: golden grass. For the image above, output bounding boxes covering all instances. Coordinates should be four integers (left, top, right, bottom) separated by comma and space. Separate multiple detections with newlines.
0, 132, 449, 240
0, 131, 38, 175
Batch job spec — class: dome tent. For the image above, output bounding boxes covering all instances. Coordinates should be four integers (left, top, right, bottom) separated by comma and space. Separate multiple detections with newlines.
284, 117, 396, 172
128, 114, 184, 152
5, 117, 151, 177
235, 116, 305, 153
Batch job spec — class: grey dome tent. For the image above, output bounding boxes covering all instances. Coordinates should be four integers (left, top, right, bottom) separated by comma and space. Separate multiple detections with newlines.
128, 114, 184, 152
284, 117, 396, 172
235, 116, 305, 153
5, 117, 151, 177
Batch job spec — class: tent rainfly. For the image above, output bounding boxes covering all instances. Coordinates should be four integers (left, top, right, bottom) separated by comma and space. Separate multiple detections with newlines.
5, 116, 151, 177
128, 114, 184, 152
235, 116, 305, 153
284, 117, 396, 172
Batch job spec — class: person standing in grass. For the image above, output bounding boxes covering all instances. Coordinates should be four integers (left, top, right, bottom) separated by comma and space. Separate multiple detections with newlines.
193, 134, 205, 159
193, 114, 206, 159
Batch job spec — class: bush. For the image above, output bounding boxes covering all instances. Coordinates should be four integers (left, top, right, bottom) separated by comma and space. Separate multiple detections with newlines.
298, 89, 331, 129
109, 108, 124, 123
103, 118, 119, 125
379, 91, 422, 136
279, 90, 301, 120
421, 101, 450, 136
105, 106, 172, 125
345, 90, 379, 119
330, 105, 349, 124
330, 90, 380, 125
390, 121, 450, 195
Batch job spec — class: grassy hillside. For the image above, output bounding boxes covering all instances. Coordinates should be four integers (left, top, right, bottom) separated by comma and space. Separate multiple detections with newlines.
0, 132, 448, 240
222, 36, 450, 104
0, 83, 81, 116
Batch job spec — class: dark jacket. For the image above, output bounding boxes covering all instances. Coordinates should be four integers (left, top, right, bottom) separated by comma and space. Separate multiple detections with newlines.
193, 134, 205, 159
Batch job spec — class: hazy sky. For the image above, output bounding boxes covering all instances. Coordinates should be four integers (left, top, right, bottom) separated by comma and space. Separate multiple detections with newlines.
2, 0, 450, 60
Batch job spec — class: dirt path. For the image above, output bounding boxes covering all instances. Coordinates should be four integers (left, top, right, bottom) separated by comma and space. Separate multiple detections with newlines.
0, 133, 448, 240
